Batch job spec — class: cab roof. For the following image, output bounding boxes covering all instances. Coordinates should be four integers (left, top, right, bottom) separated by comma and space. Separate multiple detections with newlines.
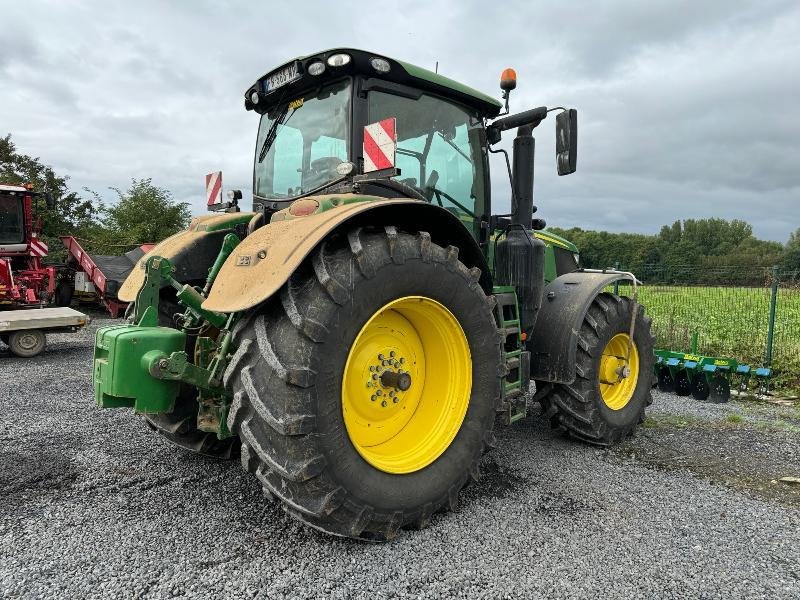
245, 48, 502, 118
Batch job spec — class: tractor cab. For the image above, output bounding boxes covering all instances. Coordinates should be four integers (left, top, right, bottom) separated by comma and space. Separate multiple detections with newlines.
0, 185, 28, 252
246, 49, 506, 240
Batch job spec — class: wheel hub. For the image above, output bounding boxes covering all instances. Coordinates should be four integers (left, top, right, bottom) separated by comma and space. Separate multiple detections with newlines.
599, 333, 640, 410
18, 333, 39, 350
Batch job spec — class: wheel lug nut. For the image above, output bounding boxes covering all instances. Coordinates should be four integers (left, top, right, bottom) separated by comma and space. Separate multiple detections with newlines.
378, 354, 385, 360
381, 400, 387, 407
399, 357, 405, 364
371, 395, 377, 401
376, 390, 382, 396
372, 374, 378, 380
390, 351, 396, 358
393, 397, 399, 404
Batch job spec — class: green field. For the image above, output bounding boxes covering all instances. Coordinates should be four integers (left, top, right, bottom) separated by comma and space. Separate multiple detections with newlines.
614, 283, 800, 395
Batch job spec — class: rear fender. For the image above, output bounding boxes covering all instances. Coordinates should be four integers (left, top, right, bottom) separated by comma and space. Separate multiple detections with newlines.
529, 271, 637, 384
202, 199, 490, 313
117, 213, 256, 302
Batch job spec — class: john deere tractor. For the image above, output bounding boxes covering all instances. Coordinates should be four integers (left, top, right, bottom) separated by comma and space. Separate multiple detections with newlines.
94, 49, 654, 540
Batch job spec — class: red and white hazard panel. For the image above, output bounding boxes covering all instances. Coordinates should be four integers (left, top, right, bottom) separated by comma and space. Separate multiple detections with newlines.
363, 118, 397, 173
206, 171, 223, 206
29, 236, 48, 258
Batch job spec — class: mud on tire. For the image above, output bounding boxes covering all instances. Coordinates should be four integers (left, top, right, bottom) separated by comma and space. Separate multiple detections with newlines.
224, 226, 502, 540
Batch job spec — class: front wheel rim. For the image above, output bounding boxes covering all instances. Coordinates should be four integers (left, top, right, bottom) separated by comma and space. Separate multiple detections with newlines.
342, 296, 472, 474
599, 333, 640, 410
18, 333, 41, 351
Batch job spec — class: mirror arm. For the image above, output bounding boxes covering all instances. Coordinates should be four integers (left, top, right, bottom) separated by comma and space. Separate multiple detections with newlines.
486, 106, 548, 145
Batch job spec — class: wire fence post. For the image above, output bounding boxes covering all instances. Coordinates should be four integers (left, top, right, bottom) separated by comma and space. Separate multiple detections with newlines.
613, 262, 620, 295
765, 265, 779, 367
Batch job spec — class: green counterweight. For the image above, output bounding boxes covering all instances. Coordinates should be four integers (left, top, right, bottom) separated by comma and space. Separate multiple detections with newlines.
93, 235, 240, 429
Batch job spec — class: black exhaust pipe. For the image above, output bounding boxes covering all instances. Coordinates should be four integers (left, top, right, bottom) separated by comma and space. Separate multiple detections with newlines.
495, 125, 546, 337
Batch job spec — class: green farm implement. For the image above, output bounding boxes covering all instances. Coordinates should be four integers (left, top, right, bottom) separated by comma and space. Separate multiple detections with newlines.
654, 334, 773, 402
92, 49, 656, 540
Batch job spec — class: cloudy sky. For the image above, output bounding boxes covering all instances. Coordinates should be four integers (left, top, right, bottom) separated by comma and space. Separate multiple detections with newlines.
2, 0, 798, 242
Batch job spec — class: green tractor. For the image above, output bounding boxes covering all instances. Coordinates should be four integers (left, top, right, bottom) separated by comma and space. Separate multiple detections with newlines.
93, 49, 655, 540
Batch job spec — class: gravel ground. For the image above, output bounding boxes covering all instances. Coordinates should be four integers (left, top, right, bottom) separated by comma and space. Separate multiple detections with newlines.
1, 314, 799, 599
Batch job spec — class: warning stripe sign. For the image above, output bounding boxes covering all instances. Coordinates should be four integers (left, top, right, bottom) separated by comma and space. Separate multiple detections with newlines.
206, 171, 222, 206
363, 118, 396, 173
29, 238, 48, 258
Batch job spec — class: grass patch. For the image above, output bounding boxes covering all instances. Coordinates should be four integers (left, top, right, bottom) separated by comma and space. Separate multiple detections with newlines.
613, 284, 800, 395
755, 419, 800, 434
726, 413, 744, 424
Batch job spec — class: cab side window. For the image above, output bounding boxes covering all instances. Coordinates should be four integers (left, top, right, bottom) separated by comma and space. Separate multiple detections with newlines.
368, 91, 487, 236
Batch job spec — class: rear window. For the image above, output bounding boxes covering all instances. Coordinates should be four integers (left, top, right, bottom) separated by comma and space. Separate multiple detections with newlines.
0, 194, 24, 244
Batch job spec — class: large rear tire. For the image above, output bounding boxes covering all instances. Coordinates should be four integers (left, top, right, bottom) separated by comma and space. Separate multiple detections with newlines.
541, 293, 655, 445
224, 226, 502, 540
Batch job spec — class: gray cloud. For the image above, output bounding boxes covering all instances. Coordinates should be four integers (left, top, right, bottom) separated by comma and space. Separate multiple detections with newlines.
1, 0, 797, 242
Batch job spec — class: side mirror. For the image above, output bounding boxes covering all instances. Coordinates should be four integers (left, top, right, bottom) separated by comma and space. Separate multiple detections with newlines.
44, 192, 56, 210
556, 109, 577, 176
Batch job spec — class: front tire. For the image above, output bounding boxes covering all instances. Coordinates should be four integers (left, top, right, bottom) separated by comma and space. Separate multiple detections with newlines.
224, 226, 502, 539
541, 293, 655, 445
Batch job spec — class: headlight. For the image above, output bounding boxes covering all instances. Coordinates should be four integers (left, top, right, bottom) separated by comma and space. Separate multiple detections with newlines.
249, 90, 260, 104
307, 60, 325, 76
370, 57, 391, 73
327, 53, 351, 67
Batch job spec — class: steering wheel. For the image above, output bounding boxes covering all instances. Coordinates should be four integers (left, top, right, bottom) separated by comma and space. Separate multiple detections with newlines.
305, 157, 343, 190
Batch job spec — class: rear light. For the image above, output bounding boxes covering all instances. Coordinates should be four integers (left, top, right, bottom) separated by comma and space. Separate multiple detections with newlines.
289, 198, 320, 217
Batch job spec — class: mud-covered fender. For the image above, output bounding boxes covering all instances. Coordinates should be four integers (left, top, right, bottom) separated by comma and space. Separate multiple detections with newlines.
202, 199, 490, 313
117, 212, 256, 302
529, 271, 637, 384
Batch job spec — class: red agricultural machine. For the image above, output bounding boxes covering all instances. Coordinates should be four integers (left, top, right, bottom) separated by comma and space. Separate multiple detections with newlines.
59, 236, 154, 317
0, 183, 59, 308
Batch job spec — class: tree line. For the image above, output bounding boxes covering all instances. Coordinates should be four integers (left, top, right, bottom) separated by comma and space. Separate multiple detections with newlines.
550, 219, 800, 286
1, 134, 190, 261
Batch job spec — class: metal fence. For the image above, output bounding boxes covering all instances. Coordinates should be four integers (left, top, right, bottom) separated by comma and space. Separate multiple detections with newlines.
611, 265, 800, 395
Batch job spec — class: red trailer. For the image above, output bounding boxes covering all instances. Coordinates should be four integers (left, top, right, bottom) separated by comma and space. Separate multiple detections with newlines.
0, 184, 56, 308
59, 236, 154, 317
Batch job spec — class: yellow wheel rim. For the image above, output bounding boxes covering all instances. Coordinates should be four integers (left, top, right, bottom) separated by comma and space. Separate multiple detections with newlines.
599, 333, 640, 410
342, 296, 472, 474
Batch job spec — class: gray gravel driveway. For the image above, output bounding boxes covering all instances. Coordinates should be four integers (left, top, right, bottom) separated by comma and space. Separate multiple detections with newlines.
1, 315, 799, 599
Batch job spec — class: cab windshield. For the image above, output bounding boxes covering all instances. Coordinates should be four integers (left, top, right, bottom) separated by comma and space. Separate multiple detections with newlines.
254, 80, 350, 199
0, 195, 24, 244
